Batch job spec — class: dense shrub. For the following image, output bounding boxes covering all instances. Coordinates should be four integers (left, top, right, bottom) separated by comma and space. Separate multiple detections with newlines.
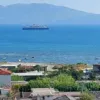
29, 77, 51, 88
27, 74, 100, 92
85, 82, 100, 91
80, 92, 95, 100
11, 75, 24, 81
19, 85, 31, 92
28, 74, 79, 91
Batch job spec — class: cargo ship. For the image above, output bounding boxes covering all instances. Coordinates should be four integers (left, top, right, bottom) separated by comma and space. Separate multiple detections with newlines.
23, 24, 49, 30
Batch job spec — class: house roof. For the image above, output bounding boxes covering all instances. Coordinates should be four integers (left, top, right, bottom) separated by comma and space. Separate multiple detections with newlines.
12, 71, 44, 76
31, 88, 57, 96
0, 85, 11, 90
56, 92, 80, 97
0, 64, 17, 67
20, 66, 33, 69
0, 69, 12, 75
53, 95, 76, 100
53, 95, 70, 100
93, 64, 100, 66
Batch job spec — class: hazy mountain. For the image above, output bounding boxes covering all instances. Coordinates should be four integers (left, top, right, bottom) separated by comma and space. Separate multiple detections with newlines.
0, 3, 100, 25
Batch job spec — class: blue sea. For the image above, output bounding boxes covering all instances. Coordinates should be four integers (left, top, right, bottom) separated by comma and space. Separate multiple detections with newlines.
0, 25, 100, 64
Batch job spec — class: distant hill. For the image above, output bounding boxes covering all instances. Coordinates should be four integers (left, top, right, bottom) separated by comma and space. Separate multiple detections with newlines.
0, 3, 100, 25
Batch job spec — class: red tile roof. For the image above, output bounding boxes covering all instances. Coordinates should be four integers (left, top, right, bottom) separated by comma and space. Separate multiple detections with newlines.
21, 66, 33, 69
0, 69, 12, 75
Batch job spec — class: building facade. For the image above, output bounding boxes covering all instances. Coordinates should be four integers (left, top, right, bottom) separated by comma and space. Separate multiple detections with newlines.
93, 64, 100, 73
0, 69, 11, 95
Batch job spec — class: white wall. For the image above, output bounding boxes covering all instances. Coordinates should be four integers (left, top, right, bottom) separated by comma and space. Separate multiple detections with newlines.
1, 89, 9, 95
0, 75, 11, 86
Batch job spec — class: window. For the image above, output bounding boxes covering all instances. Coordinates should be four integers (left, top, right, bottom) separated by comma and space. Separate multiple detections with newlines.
42, 96, 45, 100
0, 90, 1, 95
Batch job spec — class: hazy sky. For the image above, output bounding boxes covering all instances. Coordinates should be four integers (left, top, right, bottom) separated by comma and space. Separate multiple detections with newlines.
0, 0, 100, 14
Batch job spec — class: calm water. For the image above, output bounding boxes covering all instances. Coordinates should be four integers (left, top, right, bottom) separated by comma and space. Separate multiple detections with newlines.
0, 25, 100, 64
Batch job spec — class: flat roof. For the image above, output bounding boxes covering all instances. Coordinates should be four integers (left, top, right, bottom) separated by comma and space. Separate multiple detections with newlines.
31, 88, 56, 96
0, 64, 18, 67
11, 81, 28, 85
12, 71, 44, 76
93, 64, 100, 66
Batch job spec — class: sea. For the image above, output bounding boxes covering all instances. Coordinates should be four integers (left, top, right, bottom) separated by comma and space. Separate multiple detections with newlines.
0, 25, 100, 64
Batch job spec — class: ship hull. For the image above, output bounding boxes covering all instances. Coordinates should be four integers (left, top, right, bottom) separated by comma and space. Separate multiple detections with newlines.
23, 27, 49, 30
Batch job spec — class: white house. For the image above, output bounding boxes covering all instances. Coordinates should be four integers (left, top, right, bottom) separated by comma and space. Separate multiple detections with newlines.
0, 69, 12, 95
12, 71, 44, 77
29, 88, 80, 100
0, 63, 18, 70
12, 71, 45, 81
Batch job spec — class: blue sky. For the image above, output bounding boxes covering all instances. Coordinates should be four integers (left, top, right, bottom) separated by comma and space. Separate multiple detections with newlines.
0, 0, 100, 14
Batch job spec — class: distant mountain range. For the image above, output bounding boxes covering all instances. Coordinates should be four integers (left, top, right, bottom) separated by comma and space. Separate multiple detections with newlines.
0, 3, 100, 25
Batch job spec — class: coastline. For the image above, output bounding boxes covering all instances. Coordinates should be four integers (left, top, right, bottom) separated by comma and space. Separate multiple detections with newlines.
0, 61, 93, 71
0, 62, 56, 71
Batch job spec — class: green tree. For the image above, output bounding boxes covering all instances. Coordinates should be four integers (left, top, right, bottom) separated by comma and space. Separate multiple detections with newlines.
11, 84, 21, 99
34, 65, 41, 72
70, 69, 83, 80
28, 74, 79, 91
52, 74, 79, 91
89, 72, 96, 80
29, 77, 51, 88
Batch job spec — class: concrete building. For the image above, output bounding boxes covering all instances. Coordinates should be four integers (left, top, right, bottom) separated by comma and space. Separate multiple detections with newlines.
12, 71, 45, 81
53, 95, 76, 100
4, 62, 55, 71
93, 64, 100, 73
0, 69, 11, 95
93, 64, 100, 79
0, 63, 18, 70
29, 88, 80, 100
30, 88, 58, 100
12, 71, 44, 77
0, 68, 12, 86
15, 88, 80, 100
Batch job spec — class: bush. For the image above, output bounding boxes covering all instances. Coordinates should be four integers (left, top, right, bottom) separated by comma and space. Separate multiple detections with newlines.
85, 82, 100, 91
80, 92, 95, 100
19, 85, 31, 92
28, 74, 79, 91
11, 75, 24, 81
29, 77, 51, 88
